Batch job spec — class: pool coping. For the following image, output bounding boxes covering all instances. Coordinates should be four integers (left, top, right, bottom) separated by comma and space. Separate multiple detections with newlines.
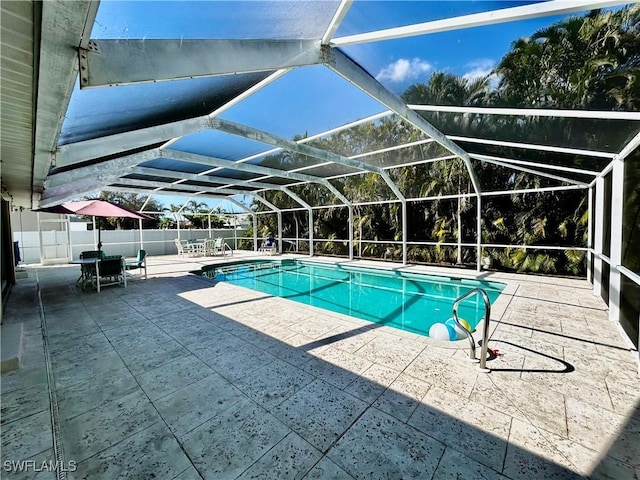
194, 255, 527, 352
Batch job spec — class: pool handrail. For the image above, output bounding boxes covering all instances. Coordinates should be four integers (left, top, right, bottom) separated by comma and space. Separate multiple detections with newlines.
452, 287, 491, 371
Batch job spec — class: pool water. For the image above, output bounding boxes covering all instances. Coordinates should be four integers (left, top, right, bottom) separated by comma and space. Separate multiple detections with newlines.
206, 260, 505, 338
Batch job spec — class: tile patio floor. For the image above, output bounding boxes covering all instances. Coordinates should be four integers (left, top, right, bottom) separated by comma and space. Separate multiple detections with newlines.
1, 253, 639, 479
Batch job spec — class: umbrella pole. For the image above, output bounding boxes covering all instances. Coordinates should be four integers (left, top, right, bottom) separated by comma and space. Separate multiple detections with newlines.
97, 223, 102, 252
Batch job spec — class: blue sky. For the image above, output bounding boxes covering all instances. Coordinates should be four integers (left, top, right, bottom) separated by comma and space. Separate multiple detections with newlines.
88, 1, 592, 210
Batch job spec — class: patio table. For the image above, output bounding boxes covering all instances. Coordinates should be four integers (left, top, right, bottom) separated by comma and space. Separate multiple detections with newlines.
70, 257, 99, 289
189, 240, 207, 256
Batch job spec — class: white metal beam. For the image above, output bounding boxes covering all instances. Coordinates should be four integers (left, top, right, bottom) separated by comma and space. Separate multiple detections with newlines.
210, 119, 403, 223
609, 160, 624, 323
211, 118, 392, 175
130, 166, 286, 191
38, 185, 101, 209
472, 155, 589, 186
160, 69, 291, 153
221, 110, 391, 169
251, 194, 280, 213
58, 109, 392, 173
29, 1, 99, 207
161, 148, 350, 206
470, 153, 598, 176
616, 130, 640, 163
225, 197, 253, 214
46, 149, 160, 187
587, 186, 593, 284
161, 148, 332, 186
321, 0, 354, 45
282, 187, 316, 257
104, 186, 233, 202
409, 104, 640, 121
140, 194, 154, 212
56, 117, 211, 167
331, 0, 629, 46
40, 177, 104, 207
193, 111, 391, 179
448, 135, 616, 159
593, 177, 605, 297
302, 111, 392, 143
114, 178, 269, 197
326, 48, 482, 195
607, 130, 640, 324
480, 184, 587, 197
282, 188, 312, 211
207, 69, 290, 118
79, 39, 323, 88
319, 181, 350, 206
349, 139, 434, 160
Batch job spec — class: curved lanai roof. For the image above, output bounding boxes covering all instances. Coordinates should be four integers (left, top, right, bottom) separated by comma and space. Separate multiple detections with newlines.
1, 0, 639, 211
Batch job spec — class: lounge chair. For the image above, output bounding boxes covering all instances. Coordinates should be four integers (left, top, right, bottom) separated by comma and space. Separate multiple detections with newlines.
125, 249, 147, 279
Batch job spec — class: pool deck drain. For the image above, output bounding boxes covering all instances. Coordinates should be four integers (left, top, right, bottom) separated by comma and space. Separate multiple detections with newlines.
2, 253, 638, 480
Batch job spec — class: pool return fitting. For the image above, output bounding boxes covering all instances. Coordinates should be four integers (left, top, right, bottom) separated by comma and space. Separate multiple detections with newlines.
452, 288, 492, 372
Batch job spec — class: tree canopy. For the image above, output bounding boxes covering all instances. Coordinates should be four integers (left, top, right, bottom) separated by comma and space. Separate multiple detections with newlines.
86, 192, 163, 230
250, 6, 639, 276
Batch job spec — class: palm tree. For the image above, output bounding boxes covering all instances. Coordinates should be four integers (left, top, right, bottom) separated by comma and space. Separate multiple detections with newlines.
495, 5, 640, 110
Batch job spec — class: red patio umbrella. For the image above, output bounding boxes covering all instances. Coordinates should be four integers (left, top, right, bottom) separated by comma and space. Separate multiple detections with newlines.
37, 199, 153, 251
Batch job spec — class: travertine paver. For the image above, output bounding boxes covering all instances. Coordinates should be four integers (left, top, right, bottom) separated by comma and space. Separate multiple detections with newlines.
135, 354, 215, 401
1, 254, 638, 480
56, 369, 140, 422
154, 373, 245, 437
236, 432, 323, 480
272, 379, 368, 452
372, 372, 431, 422
343, 363, 400, 404
327, 408, 445, 480
235, 358, 315, 410
180, 397, 290, 479
70, 422, 192, 480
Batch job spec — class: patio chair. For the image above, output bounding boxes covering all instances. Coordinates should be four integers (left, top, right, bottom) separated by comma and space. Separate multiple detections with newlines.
259, 237, 277, 255
175, 239, 195, 256
125, 249, 147, 279
206, 238, 233, 256
93, 256, 127, 292
78, 250, 102, 287
80, 250, 103, 260
204, 238, 217, 256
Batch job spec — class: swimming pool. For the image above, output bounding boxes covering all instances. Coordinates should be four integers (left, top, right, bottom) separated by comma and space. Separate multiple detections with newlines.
202, 260, 505, 338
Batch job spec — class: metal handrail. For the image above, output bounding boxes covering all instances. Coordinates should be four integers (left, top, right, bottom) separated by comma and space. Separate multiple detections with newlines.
452, 287, 491, 371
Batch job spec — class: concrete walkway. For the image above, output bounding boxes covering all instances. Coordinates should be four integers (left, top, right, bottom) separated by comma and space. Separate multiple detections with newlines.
1, 253, 639, 479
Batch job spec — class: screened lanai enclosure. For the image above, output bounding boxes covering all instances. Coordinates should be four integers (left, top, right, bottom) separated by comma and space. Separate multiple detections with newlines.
1, 0, 639, 352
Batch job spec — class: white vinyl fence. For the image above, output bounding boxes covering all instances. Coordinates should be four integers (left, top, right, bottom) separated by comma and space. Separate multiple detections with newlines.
13, 228, 246, 265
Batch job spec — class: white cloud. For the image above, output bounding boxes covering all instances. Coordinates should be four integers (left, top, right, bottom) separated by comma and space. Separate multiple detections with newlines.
462, 59, 496, 82
462, 59, 500, 89
376, 58, 432, 83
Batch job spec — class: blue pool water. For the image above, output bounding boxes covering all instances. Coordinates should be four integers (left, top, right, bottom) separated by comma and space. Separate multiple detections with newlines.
205, 260, 505, 338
